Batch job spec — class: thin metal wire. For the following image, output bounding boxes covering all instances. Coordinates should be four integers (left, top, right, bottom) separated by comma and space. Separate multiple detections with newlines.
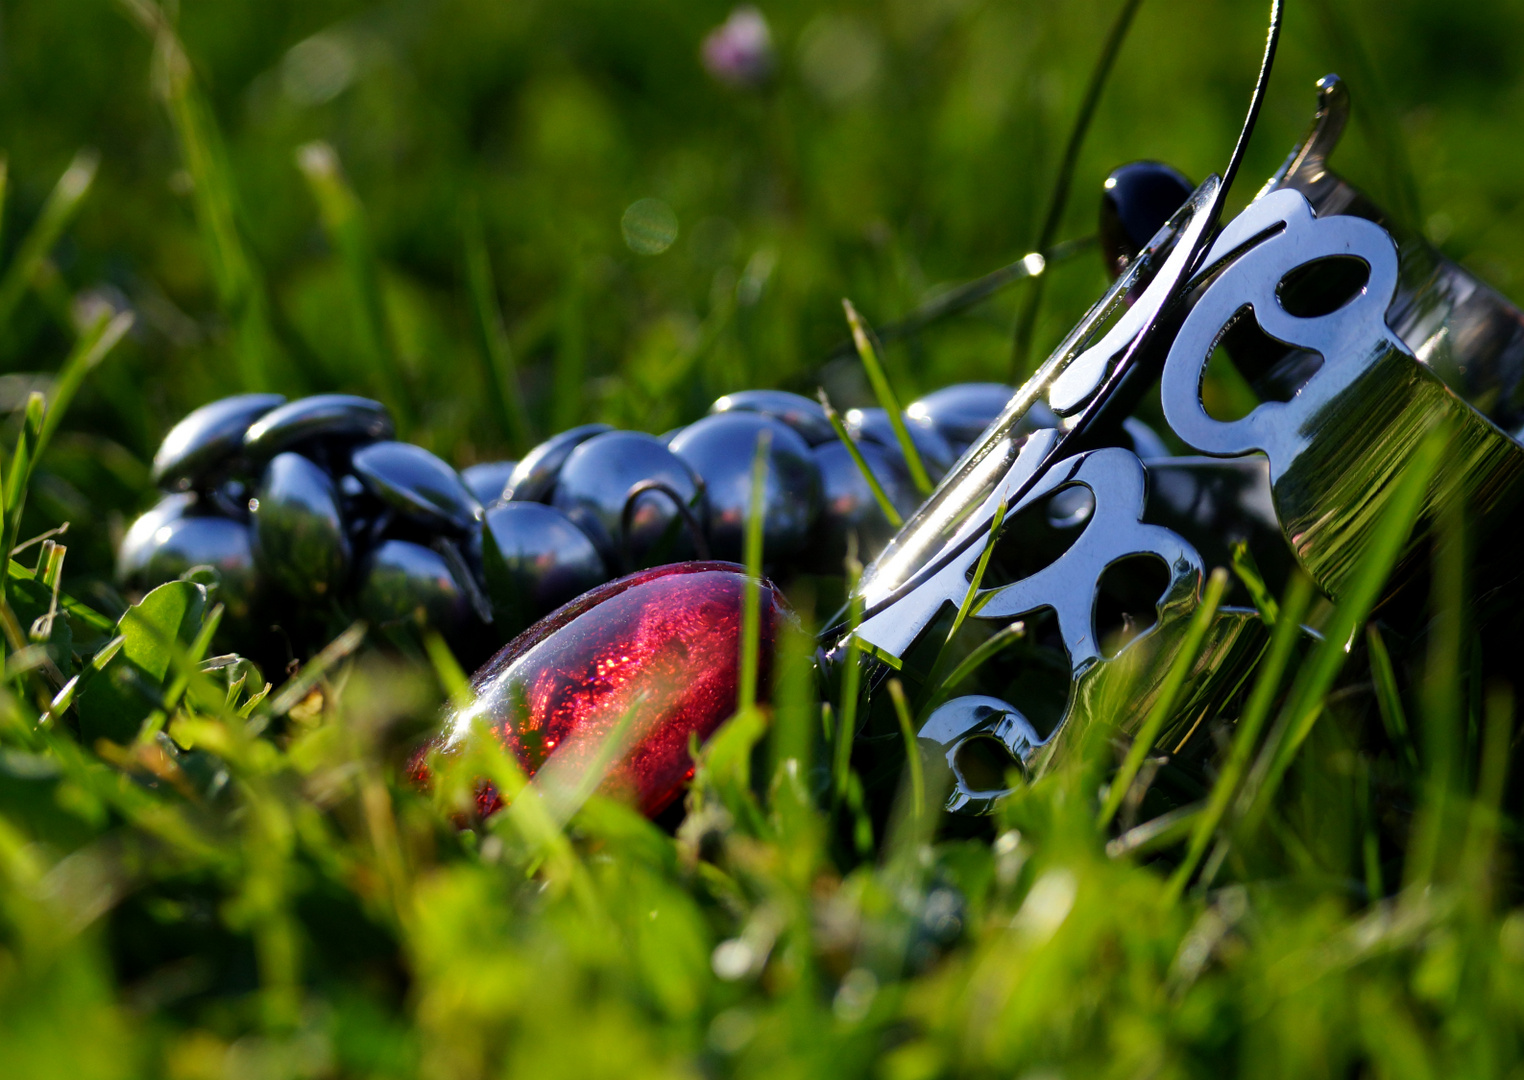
619, 479, 710, 572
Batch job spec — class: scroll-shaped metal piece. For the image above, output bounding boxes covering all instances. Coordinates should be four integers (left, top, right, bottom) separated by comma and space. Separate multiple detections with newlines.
1264, 76, 1524, 437
1160, 186, 1524, 597
850, 178, 1223, 643
855, 448, 1200, 664
918, 696, 1041, 815
852, 447, 1267, 804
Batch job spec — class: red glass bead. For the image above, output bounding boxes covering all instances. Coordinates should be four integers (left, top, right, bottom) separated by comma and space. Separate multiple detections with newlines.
428, 561, 783, 818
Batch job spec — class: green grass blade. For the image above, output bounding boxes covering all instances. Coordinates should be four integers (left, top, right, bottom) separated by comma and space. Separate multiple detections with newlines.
37, 309, 134, 464
119, 2, 279, 389
887, 677, 925, 821
737, 428, 770, 713
1367, 622, 1418, 774
1236, 426, 1447, 840
938, 622, 1026, 694
1098, 565, 1229, 829
1010, 0, 1145, 378
1231, 540, 1279, 625
0, 149, 97, 333
297, 142, 413, 426
463, 204, 534, 451
817, 389, 902, 529
1164, 571, 1315, 897
842, 298, 932, 495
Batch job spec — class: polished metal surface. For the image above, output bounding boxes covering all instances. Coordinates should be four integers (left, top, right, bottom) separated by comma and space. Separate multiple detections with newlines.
710, 388, 836, 446
152, 393, 285, 490
551, 430, 707, 568
809, 440, 917, 572
507, 423, 613, 502
355, 539, 471, 632
479, 502, 607, 637
1263, 75, 1524, 437
250, 452, 352, 600
351, 441, 483, 533
243, 394, 394, 460
461, 461, 518, 507
844, 406, 956, 481
841, 177, 1223, 664
1122, 417, 1171, 460
670, 412, 821, 562
853, 448, 1202, 666
1159, 186, 1524, 597
846, 446, 1266, 805
918, 696, 1041, 814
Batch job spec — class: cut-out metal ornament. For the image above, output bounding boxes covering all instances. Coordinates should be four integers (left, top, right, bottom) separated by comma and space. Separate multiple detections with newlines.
825, 2, 1524, 811
827, 167, 1275, 807
833, 64, 1524, 811
1161, 75, 1524, 598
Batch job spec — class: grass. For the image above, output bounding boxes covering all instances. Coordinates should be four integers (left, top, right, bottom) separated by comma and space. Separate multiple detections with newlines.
2, 0, 1524, 1076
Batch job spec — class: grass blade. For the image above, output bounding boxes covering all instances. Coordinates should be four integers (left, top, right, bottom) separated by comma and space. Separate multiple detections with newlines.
1098, 565, 1229, 828
817, 389, 903, 528
118, 1, 279, 389
297, 142, 413, 426
463, 204, 534, 451
887, 677, 925, 821
1163, 572, 1315, 897
738, 428, 770, 713
37, 309, 134, 463
842, 298, 932, 495
1235, 426, 1447, 840
0, 149, 97, 334
1010, 0, 1145, 378
1367, 622, 1418, 774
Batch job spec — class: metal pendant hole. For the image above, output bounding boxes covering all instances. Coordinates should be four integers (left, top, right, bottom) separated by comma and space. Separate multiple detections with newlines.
954, 735, 1023, 794
1094, 553, 1171, 658
1276, 254, 1370, 318
979, 484, 1093, 588
1210, 312, 1325, 416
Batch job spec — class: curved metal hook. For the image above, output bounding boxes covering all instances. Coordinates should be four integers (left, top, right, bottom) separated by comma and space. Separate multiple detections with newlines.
619, 479, 710, 572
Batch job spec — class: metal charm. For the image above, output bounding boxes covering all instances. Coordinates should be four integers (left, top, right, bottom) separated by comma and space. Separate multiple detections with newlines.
1161, 122, 1524, 597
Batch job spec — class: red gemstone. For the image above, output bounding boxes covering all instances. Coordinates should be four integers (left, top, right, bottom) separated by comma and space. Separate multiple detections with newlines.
430, 562, 782, 818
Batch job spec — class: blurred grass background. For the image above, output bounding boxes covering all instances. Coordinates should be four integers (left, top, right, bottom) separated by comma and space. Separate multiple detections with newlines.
2, 3, 1524, 1078
2, 0, 1522, 589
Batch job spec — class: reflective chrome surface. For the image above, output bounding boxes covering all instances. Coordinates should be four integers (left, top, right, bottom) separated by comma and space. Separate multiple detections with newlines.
1160, 186, 1524, 597
1263, 75, 1524, 437
854, 448, 1203, 666
352, 441, 483, 533
117, 493, 197, 581
152, 393, 285, 490
508, 423, 612, 502
906, 383, 1025, 452
670, 412, 821, 562
119, 508, 259, 621
251, 452, 351, 600
846, 176, 1223, 632
551, 431, 707, 568
918, 696, 1041, 814
710, 388, 836, 446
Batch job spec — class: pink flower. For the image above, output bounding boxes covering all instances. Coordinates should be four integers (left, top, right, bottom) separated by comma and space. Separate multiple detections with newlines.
702, 6, 774, 89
